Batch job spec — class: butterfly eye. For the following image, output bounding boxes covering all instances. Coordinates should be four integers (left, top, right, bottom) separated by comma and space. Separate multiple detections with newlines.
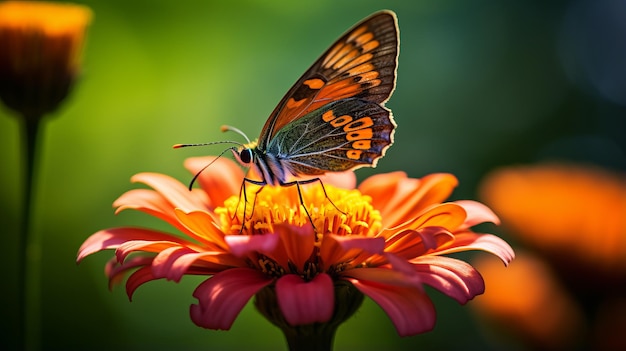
240, 148, 254, 164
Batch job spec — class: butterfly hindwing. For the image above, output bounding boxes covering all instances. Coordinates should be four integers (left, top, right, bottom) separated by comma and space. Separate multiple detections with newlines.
266, 97, 394, 176
259, 11, 399, 150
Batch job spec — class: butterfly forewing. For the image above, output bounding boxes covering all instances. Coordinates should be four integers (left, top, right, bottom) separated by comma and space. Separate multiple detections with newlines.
259, 11, 399, 149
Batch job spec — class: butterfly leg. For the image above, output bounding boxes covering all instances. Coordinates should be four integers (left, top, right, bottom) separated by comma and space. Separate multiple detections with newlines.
278, 177, 345, 233
236, 177, 266, 233
297, 177, 346, 216
277, 179, 319, 233
284, 178, 346, 216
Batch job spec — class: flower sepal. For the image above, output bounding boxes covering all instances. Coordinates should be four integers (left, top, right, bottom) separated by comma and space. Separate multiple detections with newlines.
255, 279, 364, 351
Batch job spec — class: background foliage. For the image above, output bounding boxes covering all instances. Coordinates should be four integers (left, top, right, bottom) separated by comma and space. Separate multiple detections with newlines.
1, 0, 624, 349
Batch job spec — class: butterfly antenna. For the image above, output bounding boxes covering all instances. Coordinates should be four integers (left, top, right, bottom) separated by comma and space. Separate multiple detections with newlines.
186, 146, 236, 190
221, 125, 252, 144
173, 140, 245, 149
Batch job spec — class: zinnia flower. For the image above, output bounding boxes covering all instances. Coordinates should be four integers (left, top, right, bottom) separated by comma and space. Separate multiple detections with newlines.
78, 156, 514, 347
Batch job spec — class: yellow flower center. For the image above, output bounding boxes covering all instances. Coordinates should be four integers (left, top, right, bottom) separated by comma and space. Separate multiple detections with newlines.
215, 182, 382, 238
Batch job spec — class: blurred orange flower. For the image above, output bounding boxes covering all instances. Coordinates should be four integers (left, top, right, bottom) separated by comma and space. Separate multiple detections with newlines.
472, 252, 585, 350
480, 163, 626, 274
476, 162, 626, 350
78, 156, 514, 340
0, 0, 92, 118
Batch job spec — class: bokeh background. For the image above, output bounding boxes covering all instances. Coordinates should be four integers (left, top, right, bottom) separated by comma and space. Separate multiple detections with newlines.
1, 0, 624, 350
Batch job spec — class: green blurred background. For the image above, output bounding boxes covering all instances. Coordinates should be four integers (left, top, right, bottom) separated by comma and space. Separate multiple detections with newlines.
1, 0, 624, 350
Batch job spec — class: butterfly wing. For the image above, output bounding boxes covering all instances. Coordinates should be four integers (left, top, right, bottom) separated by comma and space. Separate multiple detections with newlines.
258, 11, 399, 150
266, 97, 395, 176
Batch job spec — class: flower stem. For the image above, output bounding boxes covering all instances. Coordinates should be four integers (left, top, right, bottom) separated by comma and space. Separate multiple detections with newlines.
18, 114, 43, 351
281, 324, 336, 351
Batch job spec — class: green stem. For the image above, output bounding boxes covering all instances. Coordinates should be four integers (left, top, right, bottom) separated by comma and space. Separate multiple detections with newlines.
18, 114, 42, 351
281, 324, 336, 351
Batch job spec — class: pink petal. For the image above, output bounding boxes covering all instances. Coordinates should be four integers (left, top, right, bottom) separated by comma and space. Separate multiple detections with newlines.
436, 232, 515, 266
342, 267, 422, 287
276, 273, 334, 326
152, 246, 234, 282
320, 235, 385, 266
126, 265, 157, 301
105, 256, 154, 291
115, 240, 185, 264
381, 227, 455, 262
345, 275, 436, 336
384, 253, 421, 276
77, 227, 188, 262
454, 200, 500, 229
412, 256, 485, 304
184, 156, 243, 208
190, 268, 272, 330
130, 172, 208, 212
225, 233, 280, 257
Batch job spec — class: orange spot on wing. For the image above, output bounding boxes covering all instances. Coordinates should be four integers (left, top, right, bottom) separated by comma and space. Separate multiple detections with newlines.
318, 83, 361, 100
330, 115, 353, 127
346, 149, 363, 160
322, 110, 336, 122
323, 42, 344, 67
357, 71, 380, 83
286, 97, 306, 109
324, 43, 354, 69
304, 78, 325, 89
344, 55, 374, 73
352, 140, 372, 150
333, 47, 360, 70
355, 32, 374, 45
361, 39, 379, 53
346, 128, 373, 141
346, 25, 368, 42
343, 117, 374, 132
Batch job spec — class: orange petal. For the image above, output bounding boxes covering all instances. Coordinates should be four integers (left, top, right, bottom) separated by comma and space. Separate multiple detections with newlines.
113, 189, 192, 234
383, 227, 455, 259
274, 224, 316, 273
184, 156, 243, 208
362, 172, 459, 228
130, 172, 208, 212
174, 209, 227, 250
381, 202, 467, 238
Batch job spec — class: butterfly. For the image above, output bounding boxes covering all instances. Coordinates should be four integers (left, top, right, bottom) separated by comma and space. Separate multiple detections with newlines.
175, 10, 399, 227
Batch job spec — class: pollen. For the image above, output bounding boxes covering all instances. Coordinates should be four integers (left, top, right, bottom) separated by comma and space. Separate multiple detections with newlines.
215, 182, 382, 237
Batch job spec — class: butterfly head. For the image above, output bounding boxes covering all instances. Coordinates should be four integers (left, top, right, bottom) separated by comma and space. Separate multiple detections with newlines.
230, 140, 258, 167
